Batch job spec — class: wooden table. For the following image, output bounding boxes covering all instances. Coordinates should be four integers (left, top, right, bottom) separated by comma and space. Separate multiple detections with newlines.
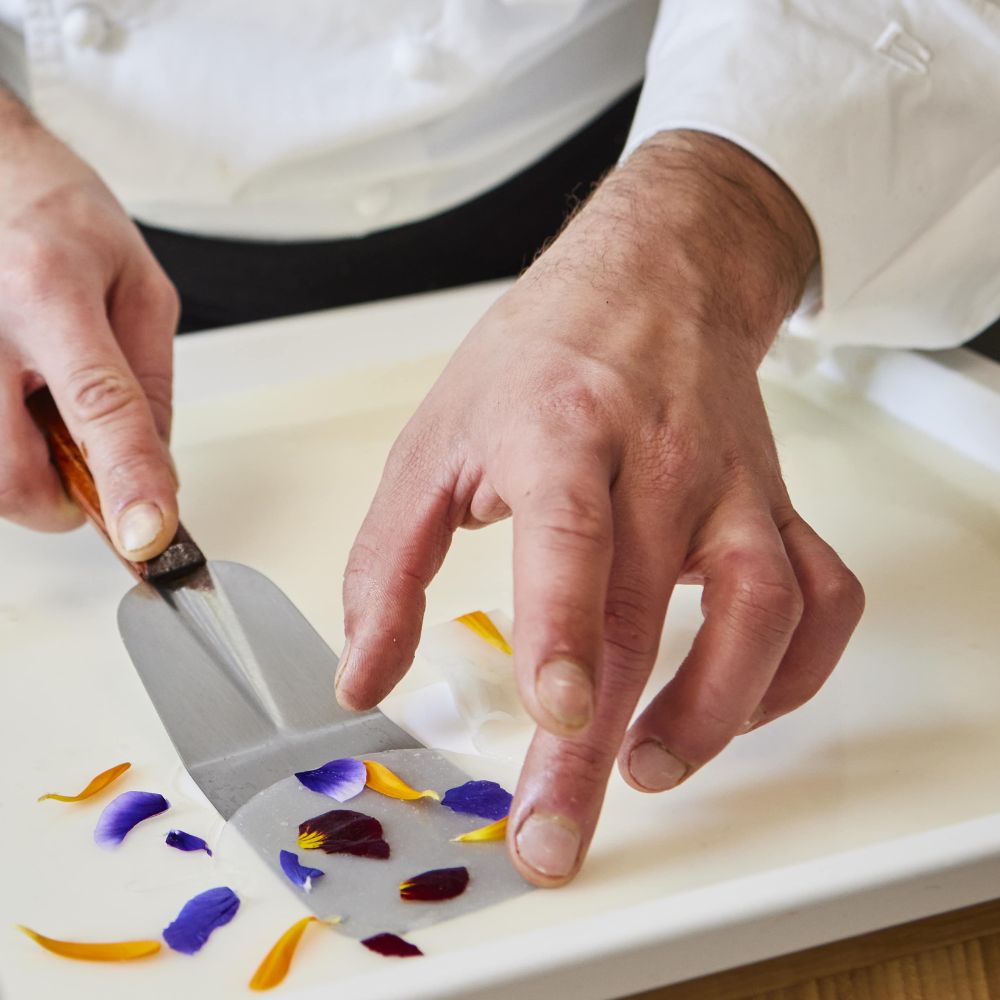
626, 900, 1000, 1000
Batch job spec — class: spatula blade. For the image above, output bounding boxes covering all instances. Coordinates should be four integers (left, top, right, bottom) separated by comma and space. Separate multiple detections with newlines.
228, 747, 531, 937
117, 560, 420, 818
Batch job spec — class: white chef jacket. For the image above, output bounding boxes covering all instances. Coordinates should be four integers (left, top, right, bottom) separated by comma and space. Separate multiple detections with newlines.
1, 1, 999, 351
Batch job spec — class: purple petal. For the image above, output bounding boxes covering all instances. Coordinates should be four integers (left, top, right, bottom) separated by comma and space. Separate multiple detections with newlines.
165, 829, 212, 856
94, 791, 170, 849
163, 887, 240, 955
294, 757, 366, 802
279, 849, 325, 892
440, 780, 512, 821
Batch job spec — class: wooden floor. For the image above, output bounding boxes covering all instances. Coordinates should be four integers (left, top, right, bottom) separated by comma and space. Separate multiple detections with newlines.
625, 899, 1000, 1000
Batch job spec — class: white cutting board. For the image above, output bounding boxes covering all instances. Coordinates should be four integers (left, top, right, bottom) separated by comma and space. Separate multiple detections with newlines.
1, 283, 999, 1000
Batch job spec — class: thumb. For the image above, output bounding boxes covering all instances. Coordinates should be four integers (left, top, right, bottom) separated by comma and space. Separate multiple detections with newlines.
34, 298, 179, 561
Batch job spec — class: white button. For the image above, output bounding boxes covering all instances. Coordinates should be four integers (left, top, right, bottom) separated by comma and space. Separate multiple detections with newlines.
354, 184, 392, 219
61, 3, 111, 50
392, 38, 443, 81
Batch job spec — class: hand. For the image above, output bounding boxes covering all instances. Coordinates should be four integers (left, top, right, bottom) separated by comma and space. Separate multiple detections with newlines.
0, 91, 179, 558
338, 130, 864, 885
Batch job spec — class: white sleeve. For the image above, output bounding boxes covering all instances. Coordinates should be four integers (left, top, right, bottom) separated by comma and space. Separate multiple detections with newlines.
622, 1, 1000, 350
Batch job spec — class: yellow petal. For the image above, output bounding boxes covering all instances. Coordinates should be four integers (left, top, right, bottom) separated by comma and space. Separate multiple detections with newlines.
452, 816, 508, 842
37, 762, 131, 803
363, 760, 439, 802
249, 916, 317, 991
455, 611, 512, 655
17, 925, 160, 962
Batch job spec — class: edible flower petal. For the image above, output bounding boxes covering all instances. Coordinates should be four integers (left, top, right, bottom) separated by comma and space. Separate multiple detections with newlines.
297, 809, 390, 858
94, 791, 169, 849
163, 887, 240, 955
17, 925, 160, 962
455, 611, 512, 655
38, 762, 131, 803
249, 916, 318, 991
279, 849, 325, 892
452, 816, 508, 843
441, 780, 512, 821
294, 757, 366, 802
363, 760, 439, 802
165, 829, 212, 856
361, 932, 423, 958
400, 866, 469, 902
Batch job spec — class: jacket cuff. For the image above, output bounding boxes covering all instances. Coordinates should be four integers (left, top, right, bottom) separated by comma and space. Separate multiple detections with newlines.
622, 0, 1000, 346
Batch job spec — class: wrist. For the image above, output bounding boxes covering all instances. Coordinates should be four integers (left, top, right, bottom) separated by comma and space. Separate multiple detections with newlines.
559, 130, 818, 365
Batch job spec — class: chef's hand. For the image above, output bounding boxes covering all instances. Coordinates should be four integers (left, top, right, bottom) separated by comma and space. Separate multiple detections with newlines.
0, 90, 178, 559
339, 130, 864, 886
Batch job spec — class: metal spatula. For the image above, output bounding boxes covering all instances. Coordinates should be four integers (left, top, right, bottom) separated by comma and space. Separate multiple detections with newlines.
28, 389, 421, 818
30, 388, 531, 934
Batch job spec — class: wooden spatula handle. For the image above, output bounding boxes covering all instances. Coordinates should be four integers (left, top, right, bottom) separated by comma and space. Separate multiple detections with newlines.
26, 387, 206, 584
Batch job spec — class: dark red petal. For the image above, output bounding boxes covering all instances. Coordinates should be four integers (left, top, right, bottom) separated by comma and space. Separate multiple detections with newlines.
297, 809, 390, 859
399, 866, 470, 901
361, 933, 423, 957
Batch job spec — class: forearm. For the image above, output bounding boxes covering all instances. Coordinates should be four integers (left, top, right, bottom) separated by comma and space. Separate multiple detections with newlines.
549, 130, 818, 365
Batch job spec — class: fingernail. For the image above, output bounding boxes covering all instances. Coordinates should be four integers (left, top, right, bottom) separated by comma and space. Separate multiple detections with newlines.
117, 502, 164, 555
628, 739, 689, 791
536, 658, 593, 730
334, 640, 351, 691
515, 812, 580, 879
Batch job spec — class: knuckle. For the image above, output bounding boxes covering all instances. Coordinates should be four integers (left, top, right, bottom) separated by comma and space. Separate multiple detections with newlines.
3, 239, 70, 300
603, 583, 660, 662
98, 449, 166, 496
530, 489, 610, 553
64, 364, 141, 425
383, 424, 436, 484
137, 271, 181, 325
721, 551, 803, 645
344, 538, 379, 585
344, 533, 432, 600
547, 739, 613, 791
541, 381, 606, 426
816, 564, 866, 621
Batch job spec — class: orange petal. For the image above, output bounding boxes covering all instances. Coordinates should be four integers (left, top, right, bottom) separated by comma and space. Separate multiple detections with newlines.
363, 760, 439, 802
455, 611, 512, 655
249, 916, 317, 991
451, 816, 508, 843
38, 762, 131, 803
17, 925, 160, 962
